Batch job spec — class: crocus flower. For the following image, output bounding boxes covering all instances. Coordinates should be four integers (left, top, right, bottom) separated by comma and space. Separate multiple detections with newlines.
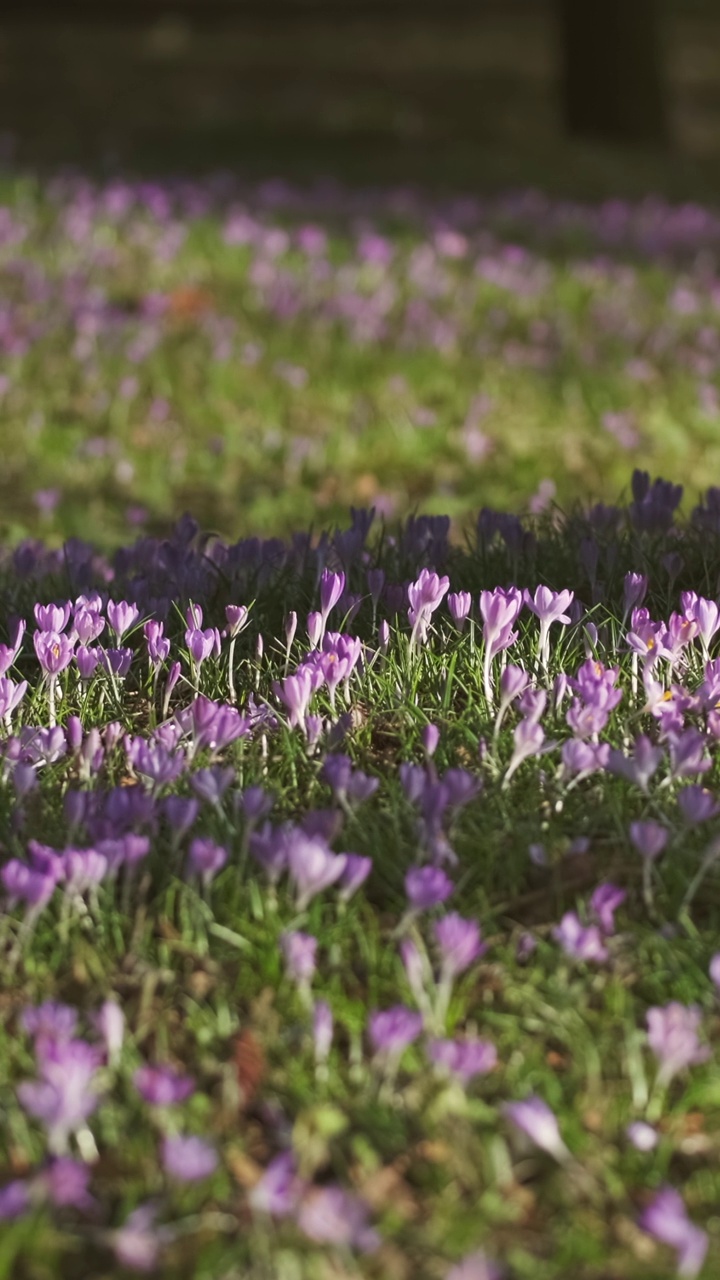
280, 931, 317, 986
162, 1135, 218, 1182
589, 883, 626, 935
111, 1203, 172, 1272
503, 718, 550, 787
369, 1005, 423, 1058
427, 1037, 497, 1084
286, 830, 346, 911
297, 1186, 379, 1252
94, 999, 125, 1068
525, 586, 574, 670
249, 1152, 304, 1217
187, 837, 228, 886
313, 1000, 334, 1067
629, 820, 668, 861
710, 953, 720, 988
504, 1096, 570, 1162
553, 912, 608, 963
678, 785, 720, 824
405, 865, 453, 911
408, 569, 450, 646
0, 1181, 30, 1220
646, 1003, 710, 1087
433, 914, 486, 977
626, 1121, 659, 1151
134, 1065, 195, 1106
18, 1038, 103, 1154
445, 1251, 504, 1280
638, 1186, 708, 1278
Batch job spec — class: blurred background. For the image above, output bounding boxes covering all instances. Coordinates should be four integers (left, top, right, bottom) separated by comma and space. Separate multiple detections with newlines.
2, 0, 719, 187
2, 0, 720, 549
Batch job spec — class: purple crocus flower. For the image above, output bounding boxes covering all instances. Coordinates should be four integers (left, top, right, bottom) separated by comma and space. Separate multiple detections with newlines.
22, 1001, 78, 1043
18, 1037, 103, 1154
319, 569, 345, 623
369, 1005, 424, 1057
134, 1065, 195, 1106
405, 865, 454, 911
525, 586, 574, 669
34, 602, 71, 634
646, 1003, 710, 1087
33, 630, 74, 676
638, 1186, 708, 1278
107, 599, 140, 642
162, 1135, 218, 1182
280, 931, 317, 985
504, 1096, 570, 1161
445, 1250, 504, 1280
678, 785, 720, 824
275, 670, 315, 732
248, 1152, 304, 1217
503, 718, 550, 787
408, 569, 450, 646
427, 1037, 497, 1084
433, 913, 486, 976
709, 953, 720, 988
338, 853, 372, 902
297, 1186, 379, 1253
623, 571, 648, 620
41, 1156, 96, 1211
553, 912, 608, 963
111, 1203, 172, 1272
448, 591, 472, 630
187, 837, 228, 886
93, 999, 125, 1068
313, 1000, 334, 1066
589, 882, 626, 935
626, 1121, 659, 1151
607, 734, 664, 793
629, 820, 668, 861
0, 1180, 30, 1220
286, 830, 346, 910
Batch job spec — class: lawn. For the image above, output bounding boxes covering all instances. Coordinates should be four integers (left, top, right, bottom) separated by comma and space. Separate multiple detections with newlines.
2, 171, 720, 1278
2, 173, 720, 546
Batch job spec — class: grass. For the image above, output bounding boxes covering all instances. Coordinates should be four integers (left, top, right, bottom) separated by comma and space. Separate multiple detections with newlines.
1, 482, 720, 1276
3, 170, 720, 552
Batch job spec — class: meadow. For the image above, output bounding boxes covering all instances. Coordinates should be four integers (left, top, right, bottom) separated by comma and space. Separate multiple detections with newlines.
2, 174, 720, 1278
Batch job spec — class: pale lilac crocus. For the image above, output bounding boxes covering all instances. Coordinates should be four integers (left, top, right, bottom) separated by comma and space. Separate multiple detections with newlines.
448, 591, 472, 631
433, 914, 486, 977
18, 1037, 103, 1154
553, 912, 608, 963
162, 1135, 218, 1182
280, 931, 317, 987
503, 718, 551, 788
638, 1186, 708, 1279
111, 1203, 172, 1272
248, 1152, 304, 1217
369, 1005, 423, 1059
405, 865, 454, 911
479, 588, 521, 701
313, 1000, 333, 1072
626, 1121, 659, 1151
678, 785, 720, 824
504, 1096, 570, 1162
589, 883, 626, 935
427, 1037, 497, 1084
187, 837, 228, 887
134, 1065, 195, 1106
445, 1250, 504, 1280
297, 1185, 379, 1253
286, 831, 346, 910
493, 663, 529, 741
709, 953, 720, 988
647, 1003, 710, 1087
629, 820, 669, 861
525, 586, 574, 671
94, 999, 125, 1068
408, 569, 450, 647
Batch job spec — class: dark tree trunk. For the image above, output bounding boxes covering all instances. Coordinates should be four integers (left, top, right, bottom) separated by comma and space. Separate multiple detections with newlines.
557, 0, 669, 148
